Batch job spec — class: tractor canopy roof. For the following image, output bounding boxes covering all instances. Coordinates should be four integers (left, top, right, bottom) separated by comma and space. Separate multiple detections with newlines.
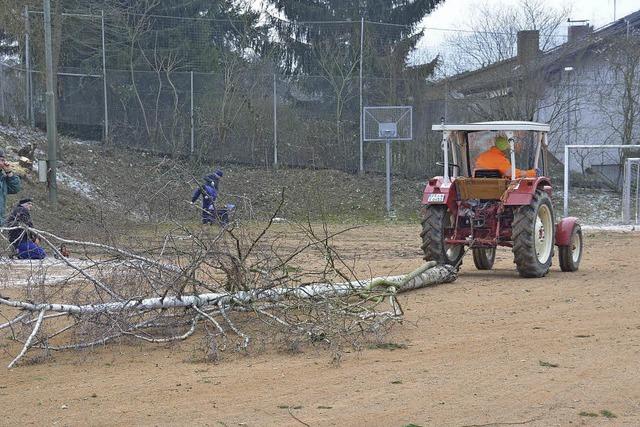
431, 121, 550, 133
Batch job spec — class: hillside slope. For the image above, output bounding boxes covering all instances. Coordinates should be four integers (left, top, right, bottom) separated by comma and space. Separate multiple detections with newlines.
1, 124, 428, 238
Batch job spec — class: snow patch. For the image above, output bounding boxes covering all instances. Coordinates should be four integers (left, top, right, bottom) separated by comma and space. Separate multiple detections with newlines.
0, 258, 96, 288
0, 123, 100, 147
67, 137, 100, 146
1, 124, 101, 200
57, 170, 99, 200
554, 188, 624, 226
0, 124, 25, 140
582, 225, 640, 233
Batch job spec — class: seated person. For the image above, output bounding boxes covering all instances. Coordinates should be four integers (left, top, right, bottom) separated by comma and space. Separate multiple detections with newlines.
475, 136, 537, 178
7, 198, 46, 260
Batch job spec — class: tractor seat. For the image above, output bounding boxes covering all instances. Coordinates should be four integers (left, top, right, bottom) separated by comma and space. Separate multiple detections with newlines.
474, 169, 502, 178
455, 176, 510, 200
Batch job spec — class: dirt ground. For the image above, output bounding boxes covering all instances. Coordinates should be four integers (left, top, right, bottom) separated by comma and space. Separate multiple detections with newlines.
2, 226, 640, 426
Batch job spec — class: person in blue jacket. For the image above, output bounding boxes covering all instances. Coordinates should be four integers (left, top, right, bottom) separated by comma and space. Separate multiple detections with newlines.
211, 169, 223, 190
191, 174, 218, 224
7, 198, 46, 260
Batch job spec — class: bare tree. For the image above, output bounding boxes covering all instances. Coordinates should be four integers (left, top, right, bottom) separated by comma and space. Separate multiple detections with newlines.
442, 0, 569, 74
195, 14, 273, 163
591, 33, 640, 162
429, 0, 577, 135
312, 39, 360, 170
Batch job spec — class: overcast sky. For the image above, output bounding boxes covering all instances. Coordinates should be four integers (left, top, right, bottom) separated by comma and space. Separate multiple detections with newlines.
418, 0, 639, 54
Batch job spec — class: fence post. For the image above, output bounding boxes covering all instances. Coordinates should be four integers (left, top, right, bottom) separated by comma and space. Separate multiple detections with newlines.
635, 162, 640, 224
101, 10, 109, 142
563, 145, 569, 217
190, 70, 194, 156
385, 139, 392, 214
622, 159, 631, 223
359, 17, 364, 174
273, 73, 278, 169
44, 0, 58, 206
0, 62, 5, 118
24, 5, 32, 126
636, 163, 640, 224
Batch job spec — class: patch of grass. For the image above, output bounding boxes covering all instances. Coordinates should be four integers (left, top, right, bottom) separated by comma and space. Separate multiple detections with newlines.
538, 360, 559, 368
277, 404, 302, 409
317, 405, 332, 409
309, 331, 327, 343
579, 411, 599, 417
369, 342, 408, 351
22, 353, 51, 366
403, 424, 424, 427
390, 379, 403, 384
600, 409, 617, 418
574, 334, 593, 338
281, 265, 302, 274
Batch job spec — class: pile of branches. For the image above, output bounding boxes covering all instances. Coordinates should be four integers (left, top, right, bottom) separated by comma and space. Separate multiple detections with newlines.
0, 203, 456, 368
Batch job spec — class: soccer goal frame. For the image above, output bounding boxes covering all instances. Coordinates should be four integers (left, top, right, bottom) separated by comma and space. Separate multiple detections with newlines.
622, 158, 640, 224
563, 144, 640, 218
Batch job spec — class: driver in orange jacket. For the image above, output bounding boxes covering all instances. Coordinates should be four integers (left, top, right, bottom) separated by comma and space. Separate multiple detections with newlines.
475, 136, 537, 178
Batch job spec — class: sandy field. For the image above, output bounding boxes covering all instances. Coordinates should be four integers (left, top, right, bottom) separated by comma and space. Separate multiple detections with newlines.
1, 225, 639, 426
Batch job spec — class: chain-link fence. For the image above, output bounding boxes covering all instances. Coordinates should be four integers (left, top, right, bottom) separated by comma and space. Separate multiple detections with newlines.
1, 8, 639, 191
0, 10, 447, 178
0, 62, 26, 121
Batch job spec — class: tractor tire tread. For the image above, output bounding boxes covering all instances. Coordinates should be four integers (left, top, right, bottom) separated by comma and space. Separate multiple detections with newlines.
559, 246, 572, 271
421, 205, 463, 266
512, 191, 554, 278
558, 225, 581, 272
472, 248, 495, 270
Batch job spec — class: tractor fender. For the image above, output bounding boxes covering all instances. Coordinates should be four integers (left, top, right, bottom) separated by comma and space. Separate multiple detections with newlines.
503, 178, 552, 206
555, 217, 579, 246
421, 176, 457, 212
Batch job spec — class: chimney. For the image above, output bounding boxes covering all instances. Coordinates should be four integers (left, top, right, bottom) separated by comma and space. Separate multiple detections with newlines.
568, 24, 593, 44
517, 30, 540, 65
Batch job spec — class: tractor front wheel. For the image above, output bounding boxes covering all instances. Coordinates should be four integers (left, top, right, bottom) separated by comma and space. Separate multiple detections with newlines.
420, 205, 464, 266
558, 224, 583, 272
472, 248, 496, 270
512, 191, 555, 278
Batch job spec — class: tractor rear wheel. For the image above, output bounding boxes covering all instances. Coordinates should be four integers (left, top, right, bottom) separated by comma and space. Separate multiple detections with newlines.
558, 224, 582, 272
512, 191, 555, 278
420, 205, 464, 266
472, 248, 496, 270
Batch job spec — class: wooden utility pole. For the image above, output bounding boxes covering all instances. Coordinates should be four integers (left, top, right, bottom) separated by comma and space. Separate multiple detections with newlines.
43, 0, 57, 206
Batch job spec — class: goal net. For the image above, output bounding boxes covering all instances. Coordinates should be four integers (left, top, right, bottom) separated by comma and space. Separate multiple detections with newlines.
562, 145, 640, 225
622, 158, 640, 224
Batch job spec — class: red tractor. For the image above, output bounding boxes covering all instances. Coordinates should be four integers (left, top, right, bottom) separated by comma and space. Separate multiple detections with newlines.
421, 121, 583, 277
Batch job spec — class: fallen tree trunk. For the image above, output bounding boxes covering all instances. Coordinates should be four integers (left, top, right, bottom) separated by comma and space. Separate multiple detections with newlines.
0, 262, 456, 315
370, 261, 457, 293
1, 217, 458, 368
